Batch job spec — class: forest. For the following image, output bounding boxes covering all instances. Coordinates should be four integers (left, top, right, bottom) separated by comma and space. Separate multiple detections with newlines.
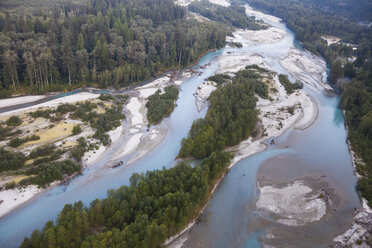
0, 0, 229, 96
19, 62, 270, 247
146, 86, 179, 126
246, 0, 372, 206
21, 151, 233, 248
179, 66, 268, 159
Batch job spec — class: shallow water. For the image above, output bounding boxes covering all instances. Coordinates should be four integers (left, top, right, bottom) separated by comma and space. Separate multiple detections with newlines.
173, 8, 360, 248
0, 50, 223, 248
0, 7, 360, 248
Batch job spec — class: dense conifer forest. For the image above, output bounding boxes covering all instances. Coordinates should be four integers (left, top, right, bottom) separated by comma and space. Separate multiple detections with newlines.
179, 66, 268, 158
0, 0, 228, 96
146, 86, 179, 126
19, 61, 270, 247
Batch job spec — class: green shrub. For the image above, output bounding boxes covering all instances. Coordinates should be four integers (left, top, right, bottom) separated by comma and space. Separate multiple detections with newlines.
6, 116, 22, 126
72, 125, 82, 135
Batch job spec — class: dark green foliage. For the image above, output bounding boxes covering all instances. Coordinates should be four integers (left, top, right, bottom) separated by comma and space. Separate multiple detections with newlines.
28, 145, 56, 159
24, 160, 81, 186
247, 0, 364, 43
189, 0, 265, 30
245, 64, 269, 73
98, 94, 114, 102
0, 0, 228, 94
146, 86, 180, 125
72, 125, 82, 135
9, 134, 40, 148
329, 60, 344, 84
70, 137, 88, 162
207, 74, 230, 85
92, 100, 126, 145
56, 104, 76, 115
342, 80, 372, 206
229, 42, 243, 48
6, 116, 22, 126
0, 147, 26, 172
5, 182, 16, 190
344, 63, 357, 78
28, 145, 64, 166
30, 109, 53, 119
0, 89, 11, 99
237, 67, 269, 98
0, 125, 13, 140
278, 74, 303, 94
179, 68, 263, 158
21, 151, 232, 247
71, 103, 99, 122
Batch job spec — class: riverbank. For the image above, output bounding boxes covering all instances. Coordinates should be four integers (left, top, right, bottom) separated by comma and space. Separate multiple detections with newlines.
167, 25, 320, 247
0, 185, 42, 218
331, 119, 372, 247
111, 71, 193, 166
0, 92, 112, 218
0, 69, 196, 219
217, 27, 320, 168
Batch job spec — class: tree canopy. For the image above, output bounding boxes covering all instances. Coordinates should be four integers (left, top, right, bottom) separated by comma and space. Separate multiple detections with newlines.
0, 0, 229, 96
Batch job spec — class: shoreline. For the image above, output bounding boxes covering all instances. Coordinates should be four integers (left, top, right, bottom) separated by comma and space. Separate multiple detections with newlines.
0, 40, 207, 220
165, 168, 229, 246
330, 111, 372, 247
167, 24, 321, 246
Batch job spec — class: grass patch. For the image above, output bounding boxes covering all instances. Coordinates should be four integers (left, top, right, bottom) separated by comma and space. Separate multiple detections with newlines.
22, 123, 74, 147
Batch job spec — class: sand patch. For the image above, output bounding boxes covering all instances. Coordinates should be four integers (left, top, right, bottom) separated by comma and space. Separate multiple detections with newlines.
279, 48, 332, 92
209, 0, 230, 7
245, 5, 281, 23
82, 145, 106, 166
194, 81, 217, 112
108, 125, 123, 144
235, 27, 286, 45
0, 185, 42, 218
217, 53, 267, 74
321, 35, 341, 46
126, 97, 144, 126
256, 180, 326, 226
0, 95, 46, 109
112, 133, 143, 160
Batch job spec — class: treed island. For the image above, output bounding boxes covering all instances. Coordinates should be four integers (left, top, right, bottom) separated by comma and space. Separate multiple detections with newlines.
21, 64, 270, 248
247, 0, 372, 208
1, 0, 372, 247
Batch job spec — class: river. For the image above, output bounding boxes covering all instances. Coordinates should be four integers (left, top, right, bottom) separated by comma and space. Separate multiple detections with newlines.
0, 6, 360, 248
169, 7, 360, 248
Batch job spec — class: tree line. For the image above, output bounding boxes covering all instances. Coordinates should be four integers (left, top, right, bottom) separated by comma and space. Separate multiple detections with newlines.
21, 150, 232, 248
0, 0, 228, 96
19, 63, 271, 248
